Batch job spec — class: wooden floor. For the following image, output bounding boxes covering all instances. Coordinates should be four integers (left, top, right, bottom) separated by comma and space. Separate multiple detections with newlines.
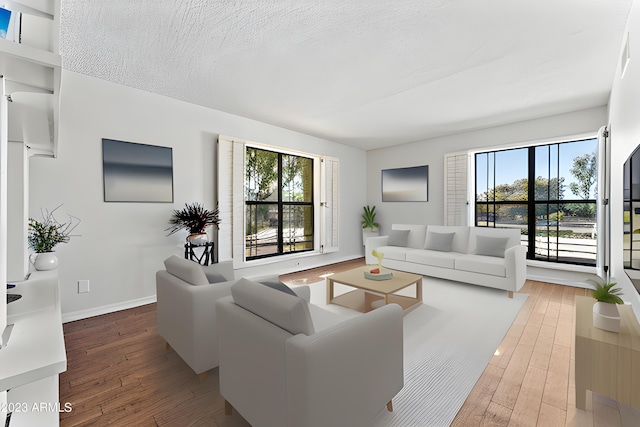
59, 258, 634, 426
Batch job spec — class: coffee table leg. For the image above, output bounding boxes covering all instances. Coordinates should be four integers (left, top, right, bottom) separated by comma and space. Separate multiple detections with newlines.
326, 278, 334, 304
416, 277, 423, 303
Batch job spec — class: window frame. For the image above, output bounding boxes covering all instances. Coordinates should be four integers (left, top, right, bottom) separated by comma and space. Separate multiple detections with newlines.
474, 138, 598, 266
244, 146, 314, 260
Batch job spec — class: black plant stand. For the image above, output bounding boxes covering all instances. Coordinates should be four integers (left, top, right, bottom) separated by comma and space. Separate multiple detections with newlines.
184, 241, 215, 265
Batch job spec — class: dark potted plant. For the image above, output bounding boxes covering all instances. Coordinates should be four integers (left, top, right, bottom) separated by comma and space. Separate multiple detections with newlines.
588, 278, 624, 332
28, 205, 80, 270
166, 202, 220, 243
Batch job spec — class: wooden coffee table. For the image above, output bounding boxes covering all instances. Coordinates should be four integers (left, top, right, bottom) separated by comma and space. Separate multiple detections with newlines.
326, 266, 422, 314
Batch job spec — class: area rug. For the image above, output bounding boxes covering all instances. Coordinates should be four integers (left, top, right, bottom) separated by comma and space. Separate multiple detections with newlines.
305, 276, 527, 427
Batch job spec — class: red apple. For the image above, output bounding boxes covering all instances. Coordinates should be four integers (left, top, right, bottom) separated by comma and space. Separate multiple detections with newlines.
370, 268, 380, 274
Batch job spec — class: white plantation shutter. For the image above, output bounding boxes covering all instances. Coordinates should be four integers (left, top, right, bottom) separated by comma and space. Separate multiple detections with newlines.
219, 137, 339, 263
320, 156, 339, 253
217, 136, 245, 262
444, 152, 469, 226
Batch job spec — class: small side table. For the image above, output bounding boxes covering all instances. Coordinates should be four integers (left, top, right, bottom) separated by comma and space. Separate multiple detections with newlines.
575, 296, 640, 410
184, 241, 215, 266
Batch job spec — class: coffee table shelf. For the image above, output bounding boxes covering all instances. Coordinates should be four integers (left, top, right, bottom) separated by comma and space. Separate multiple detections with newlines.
326, 266, 422, 314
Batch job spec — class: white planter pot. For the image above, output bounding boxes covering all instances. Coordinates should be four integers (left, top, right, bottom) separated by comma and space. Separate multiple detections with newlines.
592, 301, 620, 333
362, 228, 380, 246
187, 233, 209, 245
31, 252, 59, 271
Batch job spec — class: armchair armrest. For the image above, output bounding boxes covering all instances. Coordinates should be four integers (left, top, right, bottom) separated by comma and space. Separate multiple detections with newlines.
201, 260, 235, 281
365, 235, 389, 264
291, 285, 311, 302
285, 304, 404, 427
505, 244, 527, 291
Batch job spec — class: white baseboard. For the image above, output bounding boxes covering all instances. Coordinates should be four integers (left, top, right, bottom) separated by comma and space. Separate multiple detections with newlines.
62, 295, 157, 323
61, 255, 364, 323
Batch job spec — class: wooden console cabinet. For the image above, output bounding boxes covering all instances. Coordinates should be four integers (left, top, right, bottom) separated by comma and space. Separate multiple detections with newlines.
575, 296, 640, 410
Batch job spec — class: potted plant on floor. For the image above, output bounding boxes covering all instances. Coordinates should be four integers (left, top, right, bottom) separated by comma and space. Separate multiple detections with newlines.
589, 278, 624, 333
362, 205, 379, 246
166, 202, 220, 244
28, 205, 80, 271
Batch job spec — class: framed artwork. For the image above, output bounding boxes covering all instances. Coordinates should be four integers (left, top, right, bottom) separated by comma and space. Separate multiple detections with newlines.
102, 138, 174, 202
382, 165, 429, 202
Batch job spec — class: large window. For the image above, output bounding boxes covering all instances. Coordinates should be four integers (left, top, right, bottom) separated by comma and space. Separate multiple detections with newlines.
245, 147, 314, 260
475, 138, 598, 265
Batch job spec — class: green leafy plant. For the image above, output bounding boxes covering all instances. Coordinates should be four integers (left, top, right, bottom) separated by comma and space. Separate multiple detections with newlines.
166, 202, 220, 236
28, 205, 80, 253
361, 205, 379, 229
588, 279, 624, 304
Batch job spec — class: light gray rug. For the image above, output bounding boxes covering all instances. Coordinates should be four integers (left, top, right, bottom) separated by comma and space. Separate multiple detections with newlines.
306, 276, 527, 427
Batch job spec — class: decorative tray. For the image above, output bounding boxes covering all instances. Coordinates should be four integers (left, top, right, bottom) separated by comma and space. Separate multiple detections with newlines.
364, 270, 393, 281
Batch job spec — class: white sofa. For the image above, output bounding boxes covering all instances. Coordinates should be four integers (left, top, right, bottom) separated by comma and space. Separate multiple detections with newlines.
217, 278, 404, 427
366, 224, 527, 296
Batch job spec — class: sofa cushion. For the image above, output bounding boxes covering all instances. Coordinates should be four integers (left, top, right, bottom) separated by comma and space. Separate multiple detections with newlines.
425, 225, 471, 254
231, 278, 315, 336
474, 235, 509, 258
424, 231, 455, 252
406, 249, 457, 269
377, 246, 410, 261
164, 255, 209, 286
391, 224, 428, 249
387, 229, 410, 247
260, 280, 297, 297
469, 227, 521, 254
455, 254, 507, 277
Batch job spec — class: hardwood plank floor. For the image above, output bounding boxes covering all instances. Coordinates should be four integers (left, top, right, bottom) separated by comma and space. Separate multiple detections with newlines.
59, 259, 634, 426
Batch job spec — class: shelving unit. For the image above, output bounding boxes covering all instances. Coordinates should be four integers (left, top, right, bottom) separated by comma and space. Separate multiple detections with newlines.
1, 1, 62, 425
0, 0, 61, 157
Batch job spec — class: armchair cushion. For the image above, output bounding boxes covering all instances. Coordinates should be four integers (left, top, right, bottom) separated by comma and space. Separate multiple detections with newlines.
231, 278, 315, 336
260, 280, 298, 297
205, 272, 227, 283
163, 255, 208, 285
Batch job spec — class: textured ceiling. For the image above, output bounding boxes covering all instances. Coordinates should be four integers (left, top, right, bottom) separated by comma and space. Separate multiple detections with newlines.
59, 1, 632, 150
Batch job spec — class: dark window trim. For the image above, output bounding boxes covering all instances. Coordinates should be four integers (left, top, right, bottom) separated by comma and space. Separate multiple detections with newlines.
245, 147, 314, 261
475, 139, 597, 267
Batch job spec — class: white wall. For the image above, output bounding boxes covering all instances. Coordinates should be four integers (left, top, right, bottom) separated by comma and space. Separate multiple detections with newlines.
367, 107, 606, 233
608, 1, 640, 316
29, 71, 367, 321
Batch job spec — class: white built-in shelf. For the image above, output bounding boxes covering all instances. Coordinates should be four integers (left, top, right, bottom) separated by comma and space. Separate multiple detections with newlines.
1, 270, 66, 426
0, 0, 60, 156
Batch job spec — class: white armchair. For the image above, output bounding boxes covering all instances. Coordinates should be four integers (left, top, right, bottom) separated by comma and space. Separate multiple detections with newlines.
217, 278, 404, 427
156, 255, 236, 379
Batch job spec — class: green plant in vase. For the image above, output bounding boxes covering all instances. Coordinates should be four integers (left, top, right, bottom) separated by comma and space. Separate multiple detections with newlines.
588, 278, 624, 333
28, 205, 80, 271
362, 205, 379, 231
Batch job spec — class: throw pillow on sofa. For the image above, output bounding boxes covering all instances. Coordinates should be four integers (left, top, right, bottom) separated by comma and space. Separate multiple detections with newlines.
474, 235, 509, 258
388, 229, 410, 247
424, 231, 456, 252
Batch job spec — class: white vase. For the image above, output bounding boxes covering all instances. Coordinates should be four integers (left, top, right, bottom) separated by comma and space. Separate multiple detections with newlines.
31, 252, 59, 271
592, 301, 620, 333
187, 233, 209, 245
